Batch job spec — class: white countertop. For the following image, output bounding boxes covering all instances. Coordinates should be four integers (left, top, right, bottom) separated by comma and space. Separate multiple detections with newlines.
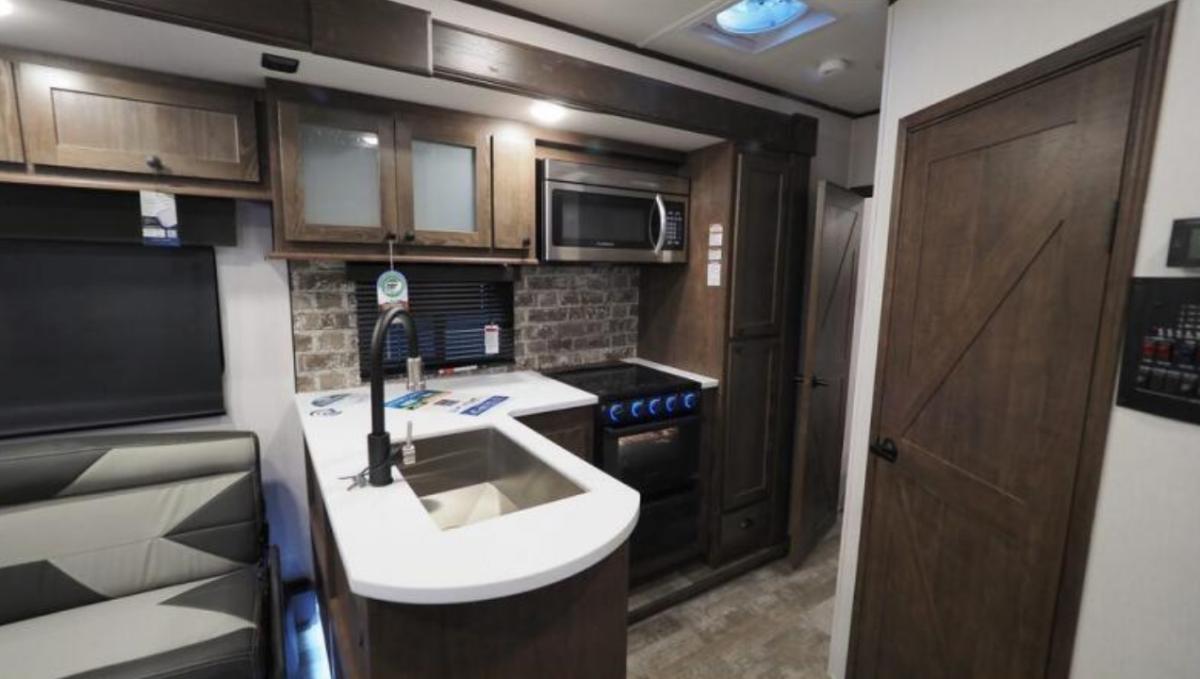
297, 370, 638, 605
622, 357, 720, 389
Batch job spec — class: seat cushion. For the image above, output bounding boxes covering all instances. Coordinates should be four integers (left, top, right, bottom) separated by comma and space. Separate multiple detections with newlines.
0, 567, 264, 679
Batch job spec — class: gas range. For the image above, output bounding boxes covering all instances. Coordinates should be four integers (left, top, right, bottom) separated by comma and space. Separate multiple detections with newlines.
547, 362, 702, 427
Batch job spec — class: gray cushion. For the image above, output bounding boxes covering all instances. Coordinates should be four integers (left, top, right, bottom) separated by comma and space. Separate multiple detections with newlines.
0, 433, 262, 623
0, 567, 264, 679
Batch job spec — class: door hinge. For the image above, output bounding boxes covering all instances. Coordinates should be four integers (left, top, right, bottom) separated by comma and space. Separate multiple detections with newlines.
1107, 199, 1121, 253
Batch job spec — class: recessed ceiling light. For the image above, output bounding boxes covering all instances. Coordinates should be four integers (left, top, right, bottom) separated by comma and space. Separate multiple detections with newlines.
716, 0, 807, 36
530, 101, 567, 124
0, 0, 15, 18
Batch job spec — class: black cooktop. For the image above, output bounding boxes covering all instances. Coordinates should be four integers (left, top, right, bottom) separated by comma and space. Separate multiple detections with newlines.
548, 362, 699, 401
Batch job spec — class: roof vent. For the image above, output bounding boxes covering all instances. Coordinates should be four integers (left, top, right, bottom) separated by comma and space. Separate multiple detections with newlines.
692, 0, 836, 54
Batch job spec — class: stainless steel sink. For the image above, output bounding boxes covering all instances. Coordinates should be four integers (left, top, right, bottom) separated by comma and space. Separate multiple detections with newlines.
399, 428, 584, 530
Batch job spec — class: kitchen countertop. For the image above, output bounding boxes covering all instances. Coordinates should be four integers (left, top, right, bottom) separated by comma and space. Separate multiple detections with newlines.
622, 357, 720, 389
296, 370, 638, 605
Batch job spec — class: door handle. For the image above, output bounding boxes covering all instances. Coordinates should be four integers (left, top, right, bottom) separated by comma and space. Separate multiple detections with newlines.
811, 377, 829, 388
869, 438, 898, 463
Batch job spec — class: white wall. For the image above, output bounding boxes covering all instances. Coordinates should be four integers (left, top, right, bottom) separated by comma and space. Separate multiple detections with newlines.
846, 114, 879, 189
830, 1, 1200, 677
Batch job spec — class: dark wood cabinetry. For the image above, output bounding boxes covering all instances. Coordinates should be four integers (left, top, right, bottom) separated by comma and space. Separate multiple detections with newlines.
639, 142, 808, 567
491, 128, 537, 252
16, 57, 259, 183
0, 59, 20, 164
516, 406, 595, 463
401, 110, 494, 248
65, 0, 311, 48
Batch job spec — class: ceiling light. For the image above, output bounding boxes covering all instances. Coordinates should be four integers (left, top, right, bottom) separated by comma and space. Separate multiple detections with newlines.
716, 0, 807, 36
530, 101, 567, 124
0, 0, 15, 18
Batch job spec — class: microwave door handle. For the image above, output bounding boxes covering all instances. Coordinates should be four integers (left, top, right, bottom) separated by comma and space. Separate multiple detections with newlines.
653, 194, 668, 254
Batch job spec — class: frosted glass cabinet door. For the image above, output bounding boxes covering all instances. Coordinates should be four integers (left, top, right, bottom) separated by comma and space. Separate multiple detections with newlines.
278, 102, 398, 243
399, 114, 492, 248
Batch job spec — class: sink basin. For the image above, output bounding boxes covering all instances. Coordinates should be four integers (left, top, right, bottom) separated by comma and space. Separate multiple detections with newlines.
399, 428, 584, 530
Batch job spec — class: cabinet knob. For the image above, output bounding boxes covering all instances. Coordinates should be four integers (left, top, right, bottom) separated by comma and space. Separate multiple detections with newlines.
403, 231, 415, 242
521, 237, 531, 247
740, 517, 755, 530
145, 155, 164, 172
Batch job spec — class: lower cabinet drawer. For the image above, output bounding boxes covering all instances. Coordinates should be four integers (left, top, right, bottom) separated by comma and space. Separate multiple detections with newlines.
715, 501, 770, 563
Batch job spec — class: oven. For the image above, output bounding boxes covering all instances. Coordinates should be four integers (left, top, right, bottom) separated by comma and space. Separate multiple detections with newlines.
540, 159, 689, 264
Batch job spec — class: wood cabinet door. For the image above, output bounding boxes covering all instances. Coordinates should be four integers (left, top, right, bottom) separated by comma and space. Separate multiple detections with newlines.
516, 406, 595, 463
277, 101, 398, 243
491, 126, 536, 252
721, 337, 782, 510
397, 111, 493, 248
728, 152, 790, 339
17, 60, 259, 182
850, 47, 1140, 679
65, 0, 311, 48
0, 59, 20, 164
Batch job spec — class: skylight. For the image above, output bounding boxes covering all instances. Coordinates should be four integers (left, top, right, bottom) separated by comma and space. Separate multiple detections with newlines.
715, 0, 808, 36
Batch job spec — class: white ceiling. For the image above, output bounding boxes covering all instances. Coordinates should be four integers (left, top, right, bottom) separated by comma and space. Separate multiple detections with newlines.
0, 0, 722, 151
481, 0, 887, 114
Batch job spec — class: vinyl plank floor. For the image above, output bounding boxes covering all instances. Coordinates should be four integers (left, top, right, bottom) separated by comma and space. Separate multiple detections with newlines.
627, 531, 840, 679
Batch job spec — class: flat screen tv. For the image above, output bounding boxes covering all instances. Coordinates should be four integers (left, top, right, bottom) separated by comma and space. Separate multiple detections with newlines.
0, 240, 225, 438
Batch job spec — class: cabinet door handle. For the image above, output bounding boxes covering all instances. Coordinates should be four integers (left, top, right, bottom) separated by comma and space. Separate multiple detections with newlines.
145, 155, 164, 172
740, 517, 755, 529
403, 231, 415, 242
521, 237, 531, 247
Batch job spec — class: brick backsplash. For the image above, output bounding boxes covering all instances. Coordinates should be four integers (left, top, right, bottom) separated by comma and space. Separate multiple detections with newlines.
289, 261, 639, 392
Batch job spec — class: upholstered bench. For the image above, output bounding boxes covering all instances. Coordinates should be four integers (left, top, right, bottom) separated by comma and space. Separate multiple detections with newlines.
0, 432, 283, 678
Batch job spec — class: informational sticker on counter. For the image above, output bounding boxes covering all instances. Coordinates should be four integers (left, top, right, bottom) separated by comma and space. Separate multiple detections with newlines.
707, 261, 722, 287
140, 190, 180, 247
708, 224, 724, 247
385, 390, 445, 410
458, 395, 509, 416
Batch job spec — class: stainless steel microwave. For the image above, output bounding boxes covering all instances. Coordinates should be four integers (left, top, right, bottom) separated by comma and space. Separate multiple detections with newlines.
540, 160, 689, 264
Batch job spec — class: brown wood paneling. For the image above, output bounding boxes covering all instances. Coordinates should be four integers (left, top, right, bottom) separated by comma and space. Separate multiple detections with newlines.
515, 406, 594, 463
721, 337, 781, 510
398, 109, 493, 248
491, 125, 536, 252
728, 152, 790, 339
62, 0, 311, 48
638, 142, 735, 381
848, 7, 1173, 675
311, 0, 431, 76
16, 57, 259, 183
0, 59, 21, 164
431, 22, 815, 155
276, 99, 398, 244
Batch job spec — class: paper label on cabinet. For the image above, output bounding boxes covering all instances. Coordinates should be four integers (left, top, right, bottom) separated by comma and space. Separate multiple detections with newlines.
708, 248, 722, 261
140, 191, 180, 247
708, 224, 724, 247
376, 270, 409, 310
484, 323, 501, 355
707, 262, 722, 287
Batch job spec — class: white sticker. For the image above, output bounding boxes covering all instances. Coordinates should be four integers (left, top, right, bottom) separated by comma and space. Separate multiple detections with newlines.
140, 190, 180, 246
376, 270, 409, 309
708, 248, 722, 261
707, 261, 722, 287
483, 323, 500, 355
708, 224, 724, 247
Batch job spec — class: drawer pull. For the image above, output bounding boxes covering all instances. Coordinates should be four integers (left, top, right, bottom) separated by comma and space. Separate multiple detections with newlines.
740, 517, 755, 529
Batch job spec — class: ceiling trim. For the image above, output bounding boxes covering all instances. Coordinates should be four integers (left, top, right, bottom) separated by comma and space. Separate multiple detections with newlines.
451, 0, 878, 119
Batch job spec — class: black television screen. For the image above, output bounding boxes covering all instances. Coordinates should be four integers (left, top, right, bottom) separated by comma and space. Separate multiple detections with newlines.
0, 240, 225, 438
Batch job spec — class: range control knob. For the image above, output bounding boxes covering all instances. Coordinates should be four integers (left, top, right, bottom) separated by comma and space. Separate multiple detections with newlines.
605, 402, 625, 424
682, 391, 699, 411
648, 397, 663, 417
665, 394, 679, 414
630, 399, 646, 419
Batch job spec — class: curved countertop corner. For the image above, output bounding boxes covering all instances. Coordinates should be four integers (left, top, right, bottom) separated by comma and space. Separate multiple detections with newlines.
621, 357, 720, 389
296, 371, 639, 605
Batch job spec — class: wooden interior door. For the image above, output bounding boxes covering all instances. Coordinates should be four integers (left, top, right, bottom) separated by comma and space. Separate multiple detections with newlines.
850, 47, 1142, 678
789, 181, 863, 565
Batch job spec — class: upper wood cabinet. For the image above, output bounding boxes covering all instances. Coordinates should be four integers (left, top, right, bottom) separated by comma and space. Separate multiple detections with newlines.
277, 100, 398, 243
491, 126, 536, 252
728, 152, 791, 339
17, 59, 260, 183
399, 111, 493, 249
65, 0, 311, 48
0, 59, 21, 164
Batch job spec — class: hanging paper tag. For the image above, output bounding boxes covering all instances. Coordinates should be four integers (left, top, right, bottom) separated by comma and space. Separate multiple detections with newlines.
140, 190, 180, 247
483, 323, 500, 355
376, 270, 409, 310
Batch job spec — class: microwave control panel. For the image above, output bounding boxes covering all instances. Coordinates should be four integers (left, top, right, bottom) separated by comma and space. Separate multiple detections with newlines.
662, 202, 687, 251
1117, 277, 1200, 424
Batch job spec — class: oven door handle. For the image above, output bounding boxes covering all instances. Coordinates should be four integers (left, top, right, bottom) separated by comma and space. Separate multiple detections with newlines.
652, 194, 668, 254
603, 413, 701, 438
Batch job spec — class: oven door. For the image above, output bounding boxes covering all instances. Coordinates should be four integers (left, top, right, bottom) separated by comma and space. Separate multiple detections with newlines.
600, 414, 700, 498
542, 180, 687, 264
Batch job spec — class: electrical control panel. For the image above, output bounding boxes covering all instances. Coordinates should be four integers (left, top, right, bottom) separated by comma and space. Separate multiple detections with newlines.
1117, 278, 1200, 424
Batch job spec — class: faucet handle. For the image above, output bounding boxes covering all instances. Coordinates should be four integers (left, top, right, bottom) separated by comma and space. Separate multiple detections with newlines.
401, 420, 417, 466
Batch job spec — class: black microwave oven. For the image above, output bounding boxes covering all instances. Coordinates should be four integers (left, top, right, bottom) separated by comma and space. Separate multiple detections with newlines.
540, 159, 689, 264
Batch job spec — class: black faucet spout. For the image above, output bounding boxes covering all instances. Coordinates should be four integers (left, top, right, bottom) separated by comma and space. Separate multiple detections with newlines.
367, 306, 422, 487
